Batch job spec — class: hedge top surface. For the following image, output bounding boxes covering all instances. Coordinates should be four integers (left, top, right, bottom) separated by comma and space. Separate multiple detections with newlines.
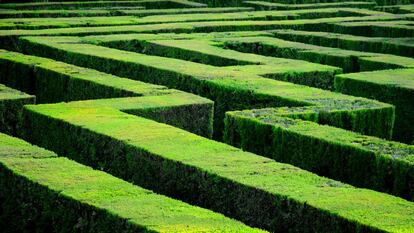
43, 92, 213, 112
25, 104, 414, 233
336, 69, 414, 90
0, 132, 56, 159
360, 55, 414, 68
0, 83, 34, 101
81, 31, 272, 43
0, 133, 266, 233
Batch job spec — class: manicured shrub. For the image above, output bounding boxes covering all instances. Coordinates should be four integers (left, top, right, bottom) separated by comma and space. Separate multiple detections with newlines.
0, 133, 262, 233
224, 108, 413, 200
18, 103, 414, 233
0, 84, 34, 136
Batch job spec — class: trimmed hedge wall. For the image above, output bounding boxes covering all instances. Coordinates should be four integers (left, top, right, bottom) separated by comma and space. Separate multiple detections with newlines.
17, 36, 395, 140
0, 84, 35, 136
0, 49, 214, 138
0, 7, 254, 19
0, 133, 262, 233
332, 21, 414, 38
18, 103, 414, 233
335, 69, 414, 143
244, 1, 376, 11
0, 14, 405, 49
224, 109, 414, 200
221, 36, 414, 74
0, 0, 206, 10
270, 29, 414, 58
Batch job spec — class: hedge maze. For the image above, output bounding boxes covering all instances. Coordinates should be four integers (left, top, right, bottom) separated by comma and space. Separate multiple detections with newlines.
0, 0, 413, 232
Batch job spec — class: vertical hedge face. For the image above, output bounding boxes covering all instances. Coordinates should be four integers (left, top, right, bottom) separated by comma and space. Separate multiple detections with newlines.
0, 1, 414, 232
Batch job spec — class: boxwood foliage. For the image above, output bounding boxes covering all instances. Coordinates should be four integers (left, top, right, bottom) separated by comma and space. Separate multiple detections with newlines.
19, 103, 414, 233
0, 133, 263, 233
224, 108, 414, 200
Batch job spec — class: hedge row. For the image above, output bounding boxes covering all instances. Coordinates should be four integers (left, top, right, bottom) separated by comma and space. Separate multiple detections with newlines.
335, 69, 414, 143
0, 49, 214, 138
0, 84, 35, 136
17, 36, 395, 140
0, 8, 382, 30
219, 37, 412, 141
332, 20, 414, 38
0, 14, 404, 49
374, 0, 414, 5
0, 0, 207, 10
0, 49, 167, 102
243, 1, 376, 11
270, 29, 414, 58
0, 7, 253, 18
224, 108, 414, 200
375, 4, 414, 14
199, 0, 411, 6
18, 102, 414, 233
100, 36, 341, 87
221, 36, 414, 74
0, 133, 262, 233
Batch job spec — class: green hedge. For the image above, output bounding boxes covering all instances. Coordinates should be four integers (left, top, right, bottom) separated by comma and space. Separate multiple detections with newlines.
0, 133, 262, 233
0, 0, 206, 10
0, 49, 166, 102
0, 49, 214, 138
17, 36, 394, 140
1, 10, 349, 30
335, 69, 414, 143
0, 85, 35, 136
244, 0, 374, 4
221, 36, 414, 74
332, 21, 414, 38
0, 7, 254, 19
18, 103, 414, 233
243, 1, 376, 10
222, 38, 363, 73
224, 109, 413, 200
0, 14, 403, 48
270, 29, 414, 58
